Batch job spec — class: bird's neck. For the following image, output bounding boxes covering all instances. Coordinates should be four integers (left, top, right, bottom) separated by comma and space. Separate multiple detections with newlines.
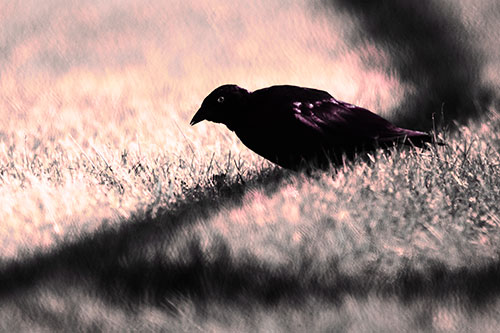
223, 98, 252, 132
224, 115, 245, 132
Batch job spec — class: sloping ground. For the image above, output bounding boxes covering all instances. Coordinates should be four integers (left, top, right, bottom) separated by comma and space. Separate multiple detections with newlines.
1, 113, 499, 332
2, 1, 500, 331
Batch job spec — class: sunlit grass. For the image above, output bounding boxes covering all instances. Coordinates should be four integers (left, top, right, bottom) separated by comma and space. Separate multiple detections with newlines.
0, 64, 403, 259
1, 46, 499, 329
0, 101, 273, 258
2, 0, 500, 330
1, 106, 499, 330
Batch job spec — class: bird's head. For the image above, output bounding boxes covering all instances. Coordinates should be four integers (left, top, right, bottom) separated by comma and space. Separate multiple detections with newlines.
190, 84, 250, 127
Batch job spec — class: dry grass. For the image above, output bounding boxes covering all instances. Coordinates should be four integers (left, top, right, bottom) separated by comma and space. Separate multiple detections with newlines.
0, 0, 409, 259
2, 0, 500, 331
1, 110, 500, 331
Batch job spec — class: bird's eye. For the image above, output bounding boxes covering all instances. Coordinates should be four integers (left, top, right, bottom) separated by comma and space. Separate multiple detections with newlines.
217, 96, 224, 103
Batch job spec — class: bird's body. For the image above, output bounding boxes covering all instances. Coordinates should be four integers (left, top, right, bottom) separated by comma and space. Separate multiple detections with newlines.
191, 84, 434, 170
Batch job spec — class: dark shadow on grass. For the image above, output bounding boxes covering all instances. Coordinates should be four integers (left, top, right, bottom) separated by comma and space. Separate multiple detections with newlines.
93, 239, 500, 312
1, 166, 500, 313
0, 167, 288, 298
319, 0, 495, 129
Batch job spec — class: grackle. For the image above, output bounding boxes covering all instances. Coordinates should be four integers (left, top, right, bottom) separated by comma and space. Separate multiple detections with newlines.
191, 84, 437, 170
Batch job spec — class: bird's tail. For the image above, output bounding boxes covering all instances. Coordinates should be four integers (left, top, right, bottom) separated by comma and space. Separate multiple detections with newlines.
405, 131, 447, 147
380, 129, 445, 147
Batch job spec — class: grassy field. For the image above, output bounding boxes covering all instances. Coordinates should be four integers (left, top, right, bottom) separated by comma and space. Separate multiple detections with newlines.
1, 110, 500, 331
2, 0, 500, 331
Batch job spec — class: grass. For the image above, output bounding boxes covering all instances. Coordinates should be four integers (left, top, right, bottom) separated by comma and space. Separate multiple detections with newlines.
1, 108, 500, 331
2, 0, 500, 331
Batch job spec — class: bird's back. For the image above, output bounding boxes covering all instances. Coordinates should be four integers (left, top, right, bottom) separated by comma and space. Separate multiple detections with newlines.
233, 85, 433, 169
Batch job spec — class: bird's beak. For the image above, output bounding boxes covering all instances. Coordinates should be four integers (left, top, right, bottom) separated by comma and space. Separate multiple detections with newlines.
190, 107, 206, 126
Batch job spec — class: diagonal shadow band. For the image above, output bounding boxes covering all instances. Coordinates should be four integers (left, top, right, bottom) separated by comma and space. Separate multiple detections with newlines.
0, 167, 287, 298
99, 246, 500, 311
1, 166, 500, 311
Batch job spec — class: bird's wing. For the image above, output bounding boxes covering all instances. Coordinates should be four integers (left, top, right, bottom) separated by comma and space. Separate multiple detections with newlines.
291, 98, 430, 145
249, 85, 430, 148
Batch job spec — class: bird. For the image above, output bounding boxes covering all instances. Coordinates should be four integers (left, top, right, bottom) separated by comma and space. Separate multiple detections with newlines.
190, 84, 437, 170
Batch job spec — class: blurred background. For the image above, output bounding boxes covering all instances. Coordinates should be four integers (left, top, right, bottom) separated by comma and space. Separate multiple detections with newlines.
2, 0, 499, 141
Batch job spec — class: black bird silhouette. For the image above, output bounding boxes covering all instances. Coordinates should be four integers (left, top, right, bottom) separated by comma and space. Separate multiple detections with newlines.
191, 84, 435, 170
